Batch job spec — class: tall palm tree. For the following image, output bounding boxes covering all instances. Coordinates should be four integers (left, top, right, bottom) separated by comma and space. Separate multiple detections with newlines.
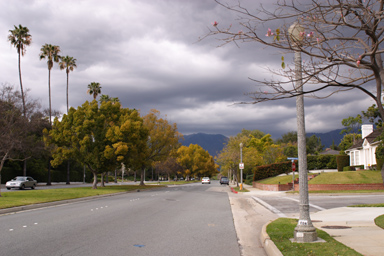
59, 56, 77, 113
8, 24, 31, 117
39, 44, 61, 125
87, 82, 102, 100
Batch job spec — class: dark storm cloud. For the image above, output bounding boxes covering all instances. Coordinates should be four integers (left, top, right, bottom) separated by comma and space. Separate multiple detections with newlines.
0, 0, 374, 139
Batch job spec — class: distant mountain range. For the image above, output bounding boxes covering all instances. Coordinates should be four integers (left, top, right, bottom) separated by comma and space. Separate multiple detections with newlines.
180, 129, 346, 158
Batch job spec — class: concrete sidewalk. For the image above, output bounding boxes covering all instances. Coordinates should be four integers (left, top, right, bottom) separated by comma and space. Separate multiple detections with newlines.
231, 183, 384, 256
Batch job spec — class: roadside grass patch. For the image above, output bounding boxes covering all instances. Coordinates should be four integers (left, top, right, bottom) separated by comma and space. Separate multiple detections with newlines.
267, 218, 362, 256
256, 174, 296, 185
375, 215, 384, 229
232, 187, 250, 192
0, 185, 162, 209
309, 171, 381, 184
349, 203, 384, 207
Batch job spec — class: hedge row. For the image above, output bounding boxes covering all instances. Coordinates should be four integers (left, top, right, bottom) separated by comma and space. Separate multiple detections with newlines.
252, 161, 294, 182
253, 155, 350, 182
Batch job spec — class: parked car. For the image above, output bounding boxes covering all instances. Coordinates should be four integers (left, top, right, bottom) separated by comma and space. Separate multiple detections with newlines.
202, 177, 210, 184
6, 176, 37, 190
220, 176, 229, 185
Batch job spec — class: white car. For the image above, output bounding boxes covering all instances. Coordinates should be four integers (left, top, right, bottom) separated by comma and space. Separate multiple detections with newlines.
6, 176, 37, 190
202, 177, 210, 184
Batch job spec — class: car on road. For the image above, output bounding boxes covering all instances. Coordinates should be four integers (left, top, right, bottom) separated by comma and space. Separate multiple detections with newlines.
202, 177, 210, 184
220, 176, 229, 185
6, 176, 37, 190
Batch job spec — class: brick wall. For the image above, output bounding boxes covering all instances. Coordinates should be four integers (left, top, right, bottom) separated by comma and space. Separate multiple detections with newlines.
253, 182, 384, 191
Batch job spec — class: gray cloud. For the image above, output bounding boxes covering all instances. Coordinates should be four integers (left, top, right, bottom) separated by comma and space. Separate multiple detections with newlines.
0, 0, 373, 140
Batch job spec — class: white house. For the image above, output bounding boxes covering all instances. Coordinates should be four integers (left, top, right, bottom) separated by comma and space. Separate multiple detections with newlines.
345, 124, 381, 169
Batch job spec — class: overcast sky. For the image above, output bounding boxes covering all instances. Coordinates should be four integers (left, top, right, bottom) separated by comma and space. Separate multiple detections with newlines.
0, 0, 375, 139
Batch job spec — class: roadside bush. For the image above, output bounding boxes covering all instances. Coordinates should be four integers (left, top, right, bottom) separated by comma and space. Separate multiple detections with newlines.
307, 155, 337, 170
336, 155, 350, 172
253, 161, 294, 182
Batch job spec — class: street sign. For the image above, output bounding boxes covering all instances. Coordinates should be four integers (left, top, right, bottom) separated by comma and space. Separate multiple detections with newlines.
292, 162, 296, 172
239, 163, 244, 169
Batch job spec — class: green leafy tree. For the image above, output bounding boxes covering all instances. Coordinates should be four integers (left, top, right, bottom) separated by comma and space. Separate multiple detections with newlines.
362, 104, 382, 127
59, 56, 77, 114
8, 24, 31, 117
140, 109, 182, 185
341, 115, 362, 144
276, 131, 297, 144
45, 100, 148, 189
177, 144, 218, 179
306, 135, 324, 155
87, 82, 101, 100
339, 133, 362, 152
39, 44, 61, 125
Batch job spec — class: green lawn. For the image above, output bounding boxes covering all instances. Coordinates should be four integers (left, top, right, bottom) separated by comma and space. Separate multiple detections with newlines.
0, 185, 162, 209
256, 171, 382, 185
375, 215, 384, 229
309, 171, 382, 184
257, 173, 297, 184
267, 218, 362, 256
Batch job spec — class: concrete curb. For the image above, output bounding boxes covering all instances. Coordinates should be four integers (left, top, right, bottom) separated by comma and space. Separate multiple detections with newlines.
260, 221, 283, 256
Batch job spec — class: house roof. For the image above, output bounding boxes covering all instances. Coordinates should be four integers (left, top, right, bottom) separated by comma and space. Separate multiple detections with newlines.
346, 128, 382, 151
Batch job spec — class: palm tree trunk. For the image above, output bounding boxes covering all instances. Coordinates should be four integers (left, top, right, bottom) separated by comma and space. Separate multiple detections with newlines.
66, 71, 69, 113
18, 50, 26, 117
48, 69, 52, 126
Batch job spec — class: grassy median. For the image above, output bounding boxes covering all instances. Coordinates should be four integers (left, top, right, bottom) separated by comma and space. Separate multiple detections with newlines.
267, 218, 363, 256
0, 185, 163, 209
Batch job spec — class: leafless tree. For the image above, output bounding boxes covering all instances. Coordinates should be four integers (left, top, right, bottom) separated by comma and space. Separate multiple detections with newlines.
0, 84, 48, 195
202, 0, 384, 119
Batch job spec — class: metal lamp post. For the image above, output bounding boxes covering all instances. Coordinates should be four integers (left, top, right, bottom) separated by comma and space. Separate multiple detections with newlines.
288, 22, 317, 243
239, 142, 243, 190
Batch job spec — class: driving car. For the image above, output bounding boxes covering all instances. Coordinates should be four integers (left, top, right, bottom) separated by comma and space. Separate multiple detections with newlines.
202, 177, 210, 184
6, 176, 37, 190
220, 176, 229, 185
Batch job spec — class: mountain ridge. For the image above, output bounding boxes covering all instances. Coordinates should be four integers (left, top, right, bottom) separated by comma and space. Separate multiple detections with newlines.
180, 129, 346, 157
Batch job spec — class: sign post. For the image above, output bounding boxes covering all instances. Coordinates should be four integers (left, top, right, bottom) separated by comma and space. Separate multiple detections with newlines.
288, 157, 298, 191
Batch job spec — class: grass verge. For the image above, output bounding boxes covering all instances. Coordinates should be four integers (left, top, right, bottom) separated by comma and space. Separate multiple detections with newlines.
375, 215, 384, 229
0, 185, 163, 209
267, 218, 363, 256
232, 187, 250, 192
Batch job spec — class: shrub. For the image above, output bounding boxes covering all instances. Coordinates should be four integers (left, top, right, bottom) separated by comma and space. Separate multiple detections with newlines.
336, 155, 350, 172
307, 155, 337, 170
253, 161, 295, 181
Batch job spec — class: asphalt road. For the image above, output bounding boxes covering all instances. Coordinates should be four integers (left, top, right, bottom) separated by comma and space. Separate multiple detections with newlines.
0, 182, 241, 256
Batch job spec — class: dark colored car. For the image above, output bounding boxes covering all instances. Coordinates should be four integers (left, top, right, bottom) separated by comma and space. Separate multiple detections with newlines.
6, 176, 37, 190
220, 176, 229, 185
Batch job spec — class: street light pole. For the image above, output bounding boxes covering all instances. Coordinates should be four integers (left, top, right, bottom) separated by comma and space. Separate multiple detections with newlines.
240, 142, 243, 190
289, 22, 317, 243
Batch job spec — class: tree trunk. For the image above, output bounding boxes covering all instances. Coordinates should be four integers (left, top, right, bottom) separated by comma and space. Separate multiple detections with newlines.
101, 173, 105, 187
114, 169, 117, 183
66, 160, 70, 185
23, 159, 27, 176
18, 50, 26, 117
140, 169, 145, 186
381, 164, 384, 185
134, 171, 136, 182
92, 172, 98, 189
47, 159, 51, 185
48, 69, 52, 126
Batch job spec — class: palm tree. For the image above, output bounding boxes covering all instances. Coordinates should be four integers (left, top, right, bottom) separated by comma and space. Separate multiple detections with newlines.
8, 24, 32, 117
99, 94, 120, 104
39, 44, 61, 125
59, 56, 77, 113
87, 82, 102, 100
